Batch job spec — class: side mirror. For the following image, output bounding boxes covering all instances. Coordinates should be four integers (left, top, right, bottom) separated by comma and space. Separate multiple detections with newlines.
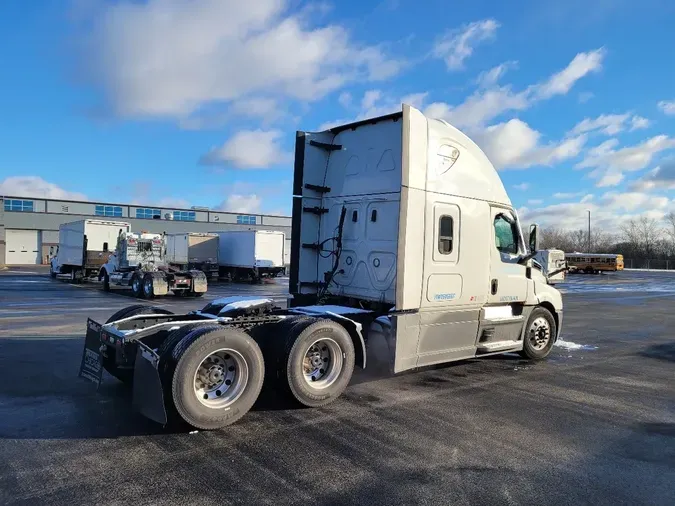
529, 223, 540, 253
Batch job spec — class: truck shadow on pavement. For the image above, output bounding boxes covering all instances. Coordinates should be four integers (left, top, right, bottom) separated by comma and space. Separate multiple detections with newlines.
0, 335, 551, 440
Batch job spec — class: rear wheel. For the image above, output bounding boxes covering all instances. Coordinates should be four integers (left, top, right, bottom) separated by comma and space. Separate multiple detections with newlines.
102, 305, 174, 384
281, 319, 355, 408
142, 273, 155, 299
170, 327, 265, 430
131, 274, 142, 298
519, 307, 556, 360
102, 271, 110, 292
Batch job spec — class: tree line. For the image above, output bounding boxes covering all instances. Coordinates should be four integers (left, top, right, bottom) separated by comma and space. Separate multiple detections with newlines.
539, 213, 675, 262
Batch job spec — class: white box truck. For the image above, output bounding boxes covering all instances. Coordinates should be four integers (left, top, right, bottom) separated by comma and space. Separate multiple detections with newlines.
165, 232, 219, 278
50, 219, 130, 282
214, 229, 286, 282
80, 104, 563, 431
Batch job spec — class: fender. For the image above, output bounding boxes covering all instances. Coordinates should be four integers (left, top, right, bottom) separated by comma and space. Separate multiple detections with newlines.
534, 291, 563, 340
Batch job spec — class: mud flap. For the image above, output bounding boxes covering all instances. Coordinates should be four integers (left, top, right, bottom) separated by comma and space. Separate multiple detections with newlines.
131, 347, 167, 425
152, 272, 169, 296
189, 270, 208, 293
79, 318, 104, 387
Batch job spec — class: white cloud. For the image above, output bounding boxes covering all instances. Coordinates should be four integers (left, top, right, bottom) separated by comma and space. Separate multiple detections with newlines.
629, 159, 675, 192
658, 100, 675, 116
219, 194, 262, 213
199, 129, 292, 169
432, 19, 500, 71
570, 113, 649, 136
630, 116, 650, 131
79, 0, 402, 120
536, 48, 605, 99
338, 91, 352, 108
229, 97, 280, 120
424, 49, 606, 130
474, 119, 586, 170
475, 61, 518, 88
319, 89, 428, 130
519, 189, 671, 230
576, 135, 675, 187
578, 91, 594, 103
0, 176, 88, 200
513, 183, 530, 191
361, 90, 383, 110
425, 87, 529, 130
553, 191, 584, 199
571, 113, 630, 136
528, 199, 543, 205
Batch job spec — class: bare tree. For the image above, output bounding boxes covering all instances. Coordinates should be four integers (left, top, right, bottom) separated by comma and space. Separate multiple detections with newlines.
665, 212, 675, 243
638, 216, 662, 258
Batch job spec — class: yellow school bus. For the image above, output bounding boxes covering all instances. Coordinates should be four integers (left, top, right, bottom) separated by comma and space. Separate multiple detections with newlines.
566, 253, 624, 274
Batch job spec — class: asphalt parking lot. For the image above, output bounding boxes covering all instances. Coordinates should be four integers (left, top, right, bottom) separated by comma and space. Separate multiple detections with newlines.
1, 268, 674, 505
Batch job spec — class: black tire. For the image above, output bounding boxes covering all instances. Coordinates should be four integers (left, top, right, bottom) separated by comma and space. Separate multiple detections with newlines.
170, 326, 265, 430
50, 266, 57, 279
142, 273, 155, 299
102, 271, 110, 292
280, 319, 355, 408
102, 305, 174, 384
192, 292, 204, 298
519, 307, 557, 360
131, 273, 142, 298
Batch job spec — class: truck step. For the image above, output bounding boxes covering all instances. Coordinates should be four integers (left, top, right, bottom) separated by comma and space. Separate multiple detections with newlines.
476, 340, 521, 353
304, 183, 331, 193
303, 206, 328, 215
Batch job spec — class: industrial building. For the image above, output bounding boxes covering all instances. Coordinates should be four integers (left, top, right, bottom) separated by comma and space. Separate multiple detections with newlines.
0, 195, 291, 266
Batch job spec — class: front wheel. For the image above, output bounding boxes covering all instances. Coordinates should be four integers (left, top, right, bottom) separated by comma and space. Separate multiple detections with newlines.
102, 271, 110, 292
170, 327, 265, 430
519, 307, 557, 360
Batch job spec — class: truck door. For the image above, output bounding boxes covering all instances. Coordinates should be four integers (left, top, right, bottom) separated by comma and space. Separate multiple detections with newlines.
488, 208, 529, 305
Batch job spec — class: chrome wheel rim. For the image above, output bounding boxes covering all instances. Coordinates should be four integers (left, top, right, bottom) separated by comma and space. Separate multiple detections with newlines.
528, 317, 551, 350
193, 348, 248, 408
132, 277, 140, 293
302, 338, 343, 389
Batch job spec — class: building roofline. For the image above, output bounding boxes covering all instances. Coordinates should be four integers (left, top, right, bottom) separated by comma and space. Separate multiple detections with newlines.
1, 195, 291, 219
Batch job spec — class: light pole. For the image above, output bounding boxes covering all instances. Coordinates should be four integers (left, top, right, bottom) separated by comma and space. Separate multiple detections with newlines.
587, 209, 591, 252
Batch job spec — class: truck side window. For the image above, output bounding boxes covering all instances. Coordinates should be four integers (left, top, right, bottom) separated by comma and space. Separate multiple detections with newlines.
438, 215, 453, 254
493, 215, 518, 255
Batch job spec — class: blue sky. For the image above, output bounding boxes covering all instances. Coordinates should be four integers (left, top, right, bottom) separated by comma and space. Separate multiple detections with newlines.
1, 0, 675, 228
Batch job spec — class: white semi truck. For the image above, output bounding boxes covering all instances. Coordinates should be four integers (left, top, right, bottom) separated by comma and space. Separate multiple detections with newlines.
214, 229, 286, 283
165, 232, 220, 279
50, 219, 130, 282
98, 230, 208, 299
79, 104, 563, 430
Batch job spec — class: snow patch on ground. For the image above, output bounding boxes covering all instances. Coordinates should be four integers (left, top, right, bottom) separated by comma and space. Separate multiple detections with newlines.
555, 338, 597, 351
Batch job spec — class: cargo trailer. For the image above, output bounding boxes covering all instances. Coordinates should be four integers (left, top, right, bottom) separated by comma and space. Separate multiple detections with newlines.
165, 232, 219, 279
214, 229, 286, 283
50, 219, 130, 282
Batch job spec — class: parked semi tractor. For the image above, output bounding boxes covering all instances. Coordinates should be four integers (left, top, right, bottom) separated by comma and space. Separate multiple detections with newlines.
532, 249, 567, 284
215, 229, 286, 282
98, 230, 208, 298
79, 104, 563, 430
165, 232, 219, 279
50, 219, 130, 282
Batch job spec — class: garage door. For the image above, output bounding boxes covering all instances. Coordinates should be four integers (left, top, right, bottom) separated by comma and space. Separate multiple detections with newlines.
6, 229, 40, 265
